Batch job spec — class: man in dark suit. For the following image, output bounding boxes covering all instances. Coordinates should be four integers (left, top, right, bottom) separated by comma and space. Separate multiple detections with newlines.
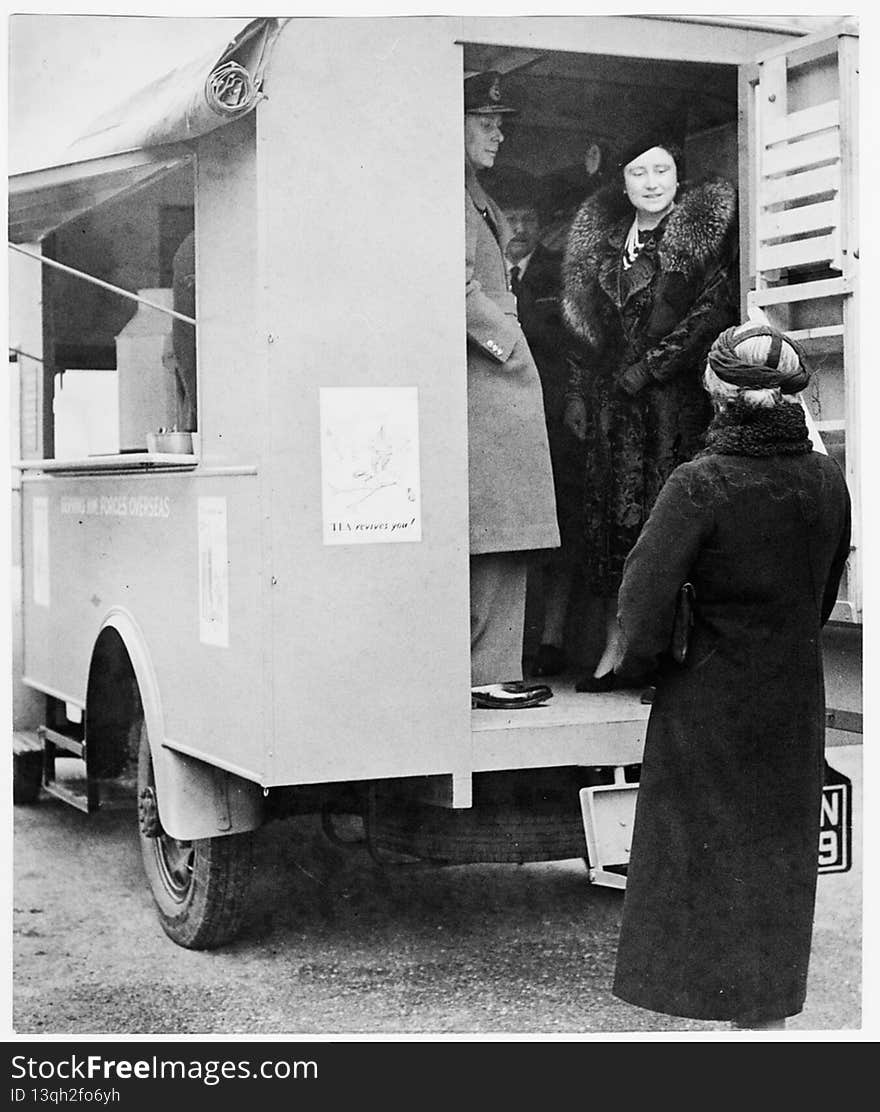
500, 190, 583, 677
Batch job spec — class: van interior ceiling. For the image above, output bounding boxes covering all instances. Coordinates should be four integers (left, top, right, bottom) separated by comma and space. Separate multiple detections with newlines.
464, 44, 740, 239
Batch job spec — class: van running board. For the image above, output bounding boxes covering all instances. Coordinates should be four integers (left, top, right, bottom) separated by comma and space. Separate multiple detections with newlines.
37, 724, 100, 813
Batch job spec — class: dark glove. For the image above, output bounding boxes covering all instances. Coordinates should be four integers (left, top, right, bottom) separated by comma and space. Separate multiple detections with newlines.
618, 362, 652, 396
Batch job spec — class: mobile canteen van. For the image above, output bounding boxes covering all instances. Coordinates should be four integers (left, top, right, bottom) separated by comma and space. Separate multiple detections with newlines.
9, 15, 860, 947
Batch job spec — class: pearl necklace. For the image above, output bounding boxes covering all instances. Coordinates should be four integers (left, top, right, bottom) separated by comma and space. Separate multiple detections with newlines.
622, 204, 675, 270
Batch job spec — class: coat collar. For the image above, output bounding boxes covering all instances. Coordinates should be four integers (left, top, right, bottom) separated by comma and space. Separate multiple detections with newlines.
562, 177, 738, 342
466, 164, 509, 254
567, 178, 737, 281
465, 163, 491, 210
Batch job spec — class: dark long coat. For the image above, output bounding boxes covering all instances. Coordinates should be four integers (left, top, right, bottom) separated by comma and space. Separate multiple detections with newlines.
561, 178, 739, 594
514, 242, 582, 537
612, 448, 851, 1021
515, 243, 566, 424
466, 166, 560, 555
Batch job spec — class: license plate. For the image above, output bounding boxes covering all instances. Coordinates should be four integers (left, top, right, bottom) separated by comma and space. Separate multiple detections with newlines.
819, 767, 852, 874
582, 763, 853, 888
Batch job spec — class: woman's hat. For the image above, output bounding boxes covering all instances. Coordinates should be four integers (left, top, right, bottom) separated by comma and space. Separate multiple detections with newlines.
464, 71, 519, 115
707, 323, 811, 394
616, 132, 683, 172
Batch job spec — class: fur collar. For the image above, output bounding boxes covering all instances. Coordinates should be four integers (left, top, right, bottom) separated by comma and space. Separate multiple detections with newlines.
562, 177, 737, 345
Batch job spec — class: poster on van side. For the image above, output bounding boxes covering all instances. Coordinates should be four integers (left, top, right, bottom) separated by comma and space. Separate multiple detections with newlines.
319, 386, 422, 545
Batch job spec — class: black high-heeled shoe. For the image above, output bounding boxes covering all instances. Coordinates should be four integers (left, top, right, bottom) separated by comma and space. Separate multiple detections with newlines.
575, 672, 616, 693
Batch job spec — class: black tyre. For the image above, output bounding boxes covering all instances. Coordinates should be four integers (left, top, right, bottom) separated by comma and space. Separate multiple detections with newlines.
13, 748, 43, 806
137, 724, 254, 949
371, 768, 607, 865
371, 799, 587, 864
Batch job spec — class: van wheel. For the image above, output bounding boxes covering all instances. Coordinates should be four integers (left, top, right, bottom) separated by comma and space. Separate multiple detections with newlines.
137, 724, 253, 950
13, 748, 43, 805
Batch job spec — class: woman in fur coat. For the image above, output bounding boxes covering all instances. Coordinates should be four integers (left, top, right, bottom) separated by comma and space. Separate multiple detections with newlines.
561, 137, 739, 690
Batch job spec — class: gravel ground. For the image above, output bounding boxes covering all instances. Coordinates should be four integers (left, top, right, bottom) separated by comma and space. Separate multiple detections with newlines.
11, 746, 862, 1038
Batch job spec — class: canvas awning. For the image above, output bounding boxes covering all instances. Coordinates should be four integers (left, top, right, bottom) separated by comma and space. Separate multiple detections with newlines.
8, 16, 285, 244
8, 146, 190, 245
65, 16, 284, 162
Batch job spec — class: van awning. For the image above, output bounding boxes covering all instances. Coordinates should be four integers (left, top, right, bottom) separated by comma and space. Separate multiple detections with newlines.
65, 16, 284, 162
7, 16, 285, 244
8, 146, 190, 245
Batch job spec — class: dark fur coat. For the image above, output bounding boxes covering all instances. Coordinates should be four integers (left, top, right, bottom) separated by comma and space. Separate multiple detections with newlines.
561, 178, 739, 595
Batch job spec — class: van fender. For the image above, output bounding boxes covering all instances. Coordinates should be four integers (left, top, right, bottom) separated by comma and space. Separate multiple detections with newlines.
96, 609, 265, 841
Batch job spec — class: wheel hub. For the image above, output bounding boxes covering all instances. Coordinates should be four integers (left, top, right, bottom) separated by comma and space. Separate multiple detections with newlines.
138, 785, 161, 838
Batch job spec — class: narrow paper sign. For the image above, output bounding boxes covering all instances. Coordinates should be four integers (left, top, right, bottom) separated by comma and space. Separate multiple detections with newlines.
32, 496, 49, 607
198, 497, 229, 646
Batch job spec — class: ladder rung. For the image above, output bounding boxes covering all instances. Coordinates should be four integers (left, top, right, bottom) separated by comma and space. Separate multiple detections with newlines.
786, 325, 845, 351
38, 725, 84, 758
42, 780, 94, 814
749, 277, 852, 306
787, 325, 844, 339
757, 232, 838, 272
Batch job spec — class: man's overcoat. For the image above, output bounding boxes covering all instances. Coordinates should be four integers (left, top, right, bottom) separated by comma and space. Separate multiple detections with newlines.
612, 448, 851, 1021
466, 167, 560, 555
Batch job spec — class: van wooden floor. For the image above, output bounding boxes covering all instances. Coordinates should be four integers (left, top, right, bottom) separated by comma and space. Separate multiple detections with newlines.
471, 675, 649, 773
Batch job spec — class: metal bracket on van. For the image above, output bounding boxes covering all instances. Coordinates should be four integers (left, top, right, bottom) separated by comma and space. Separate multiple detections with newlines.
579, 782, 639, 890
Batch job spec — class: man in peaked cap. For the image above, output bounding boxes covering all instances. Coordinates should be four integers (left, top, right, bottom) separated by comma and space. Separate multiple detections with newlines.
463, 69, 519, 116
463, 71, 561, 710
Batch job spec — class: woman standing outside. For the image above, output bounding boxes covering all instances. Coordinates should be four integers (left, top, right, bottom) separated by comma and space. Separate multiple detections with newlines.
610, 323, 851, 1029
561, 137, 739, 691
